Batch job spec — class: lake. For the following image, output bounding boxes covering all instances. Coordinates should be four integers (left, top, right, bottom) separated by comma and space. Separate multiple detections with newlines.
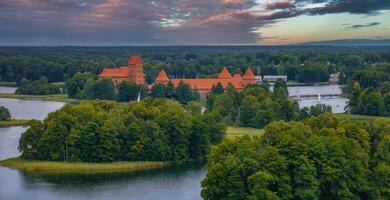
0, 86, 17, 94
0, 98, 65, 120
0, 164, 204, 200
0, 98, 205, 200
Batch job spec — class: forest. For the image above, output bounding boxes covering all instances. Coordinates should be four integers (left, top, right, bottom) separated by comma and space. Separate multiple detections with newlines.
201, 113, 390, 200
207, 80, 330, 128
1, 46, 390, 84
18, 99, 226, 163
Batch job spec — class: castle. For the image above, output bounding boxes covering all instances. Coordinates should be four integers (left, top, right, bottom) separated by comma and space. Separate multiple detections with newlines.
98, 55, 257, 98
98, 55, 145, 85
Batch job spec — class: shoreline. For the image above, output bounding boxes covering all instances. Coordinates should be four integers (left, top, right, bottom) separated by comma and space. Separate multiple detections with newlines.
335, 113, 390, 122
0, 158, 170, 174
0, 119, 30, 128
0, 93, 80, 103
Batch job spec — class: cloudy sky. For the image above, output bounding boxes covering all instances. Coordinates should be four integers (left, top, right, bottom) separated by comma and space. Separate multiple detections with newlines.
0, 0, 389, 45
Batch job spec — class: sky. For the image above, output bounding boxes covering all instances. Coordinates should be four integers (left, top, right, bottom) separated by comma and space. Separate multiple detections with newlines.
0, 0, 389, 46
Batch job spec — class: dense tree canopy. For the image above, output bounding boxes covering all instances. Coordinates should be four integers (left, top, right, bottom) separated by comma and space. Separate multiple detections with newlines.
208, 83, 328, 128
65, 72, 96, 98
0, 106, 11, 120
16, 77, 62, 95
201, 113, 390, 200
347, 82, 390, 117
19, 99, 226, 162
1, 46, 390, 84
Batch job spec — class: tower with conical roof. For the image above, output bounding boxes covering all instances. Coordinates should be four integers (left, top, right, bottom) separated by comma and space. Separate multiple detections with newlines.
155, 69, 170, 84
242, 68, 256, 85
128, 55, 145, 84
218, 67, 232, 79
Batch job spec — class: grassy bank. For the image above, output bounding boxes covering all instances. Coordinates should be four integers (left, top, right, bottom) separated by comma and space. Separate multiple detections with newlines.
226, 126, 264, 139
0, 93, 79, 103
0, 82, 16, 86
0, 158, 169, 173
335, 114, 389, 122
0, 119, 30, 128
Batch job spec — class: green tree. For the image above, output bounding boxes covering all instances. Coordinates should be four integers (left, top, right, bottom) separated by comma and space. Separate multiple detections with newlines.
65, 72, 95, 98
254, 109, 275, 128
361, 91, 384, 116
186, 101, 202, 115
202, 114, 373, 200
309, 104, 332, 116
347, 82, 362, 114
156, 106, 191, 162
81, 78, 116, 100
239, 95, 260, 127
166, 81, 176, 98
175, 81, 194, 104
117, 80, 140, 102
0, 106, 11, 120
274, 78, 288, 96
150, 83, 167, 98
18, 120, 43, 159
211, 82, 224, 95
248, 171, 281, 200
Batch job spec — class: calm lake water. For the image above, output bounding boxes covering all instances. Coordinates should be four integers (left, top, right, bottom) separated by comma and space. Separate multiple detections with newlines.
0, 98, 65, 120
0, 86, 16, 94
0, 164, 204, 200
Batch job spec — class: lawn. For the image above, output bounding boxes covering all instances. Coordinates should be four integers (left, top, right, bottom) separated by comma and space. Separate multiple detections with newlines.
226, 126, 264, 139
335, 113, 389, 122
0, 119, 30, 128
0, 158, 169, 174
0, 93, 79, 103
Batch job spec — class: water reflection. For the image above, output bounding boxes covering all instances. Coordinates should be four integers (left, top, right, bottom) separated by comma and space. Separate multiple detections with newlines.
0, 164, 205, 200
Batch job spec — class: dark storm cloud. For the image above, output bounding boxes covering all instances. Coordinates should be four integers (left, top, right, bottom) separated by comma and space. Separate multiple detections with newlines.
345, 22, 381, 29
0, 0, 389, 45
303, 0, 390, 14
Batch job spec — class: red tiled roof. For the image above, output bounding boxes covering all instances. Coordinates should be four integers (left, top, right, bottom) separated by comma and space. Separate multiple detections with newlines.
218, 67, 232, 79
128, 55, 143, 65
232, 73, 242, 80
155, 69, 169, 82
98, 66, 128, 77
171, 78, 244, 90
242, 68, 256, 80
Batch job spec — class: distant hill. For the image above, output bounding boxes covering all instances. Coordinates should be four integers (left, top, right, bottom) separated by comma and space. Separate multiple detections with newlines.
295, 39, 390, 46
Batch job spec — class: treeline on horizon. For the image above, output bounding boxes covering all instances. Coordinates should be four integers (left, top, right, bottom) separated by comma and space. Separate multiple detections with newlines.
1, 46, 390, 84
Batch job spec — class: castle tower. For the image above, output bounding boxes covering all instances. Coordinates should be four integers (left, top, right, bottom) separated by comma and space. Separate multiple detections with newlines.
242, 68, 257, 85
155, 69, 170, 84
128, 55, 145, 84
218, 67, 232, 79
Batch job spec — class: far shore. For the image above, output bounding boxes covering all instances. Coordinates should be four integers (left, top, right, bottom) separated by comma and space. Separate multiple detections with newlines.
0, 93, 80, 103
0, 119, 30, 128
0, 158, 170, 173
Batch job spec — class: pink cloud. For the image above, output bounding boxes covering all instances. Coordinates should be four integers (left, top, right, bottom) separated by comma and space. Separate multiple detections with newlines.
265, 1, 295, 10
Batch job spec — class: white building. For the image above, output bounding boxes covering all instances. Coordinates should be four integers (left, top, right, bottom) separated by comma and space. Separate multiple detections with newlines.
263, 75, 288, 83
255, 76, 262, 84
